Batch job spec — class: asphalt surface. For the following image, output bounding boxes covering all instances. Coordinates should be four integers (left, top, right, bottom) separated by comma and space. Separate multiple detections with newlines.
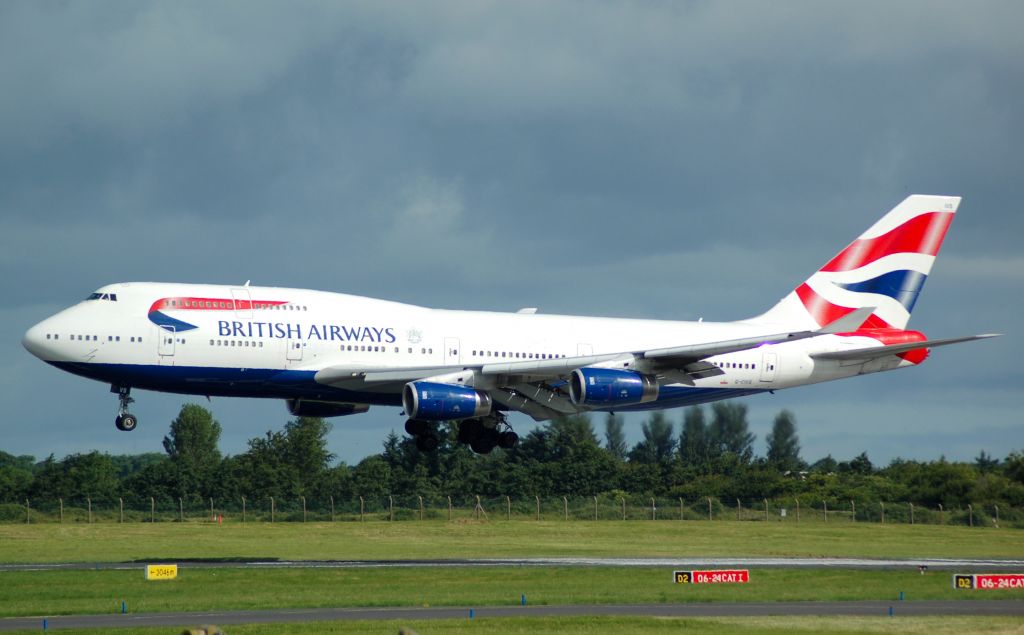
3, 556, 1024, 572
2, 600, 1023, 631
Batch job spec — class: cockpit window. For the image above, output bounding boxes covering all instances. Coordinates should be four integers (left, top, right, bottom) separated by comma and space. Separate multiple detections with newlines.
85, 292, 118, 302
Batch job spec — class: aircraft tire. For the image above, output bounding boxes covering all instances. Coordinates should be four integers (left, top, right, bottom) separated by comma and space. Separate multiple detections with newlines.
498, 430, 519, 449
405, 419, 428, 436
118, 414, 138, 432
457, 419, 483, 444
470, 427, 499, 454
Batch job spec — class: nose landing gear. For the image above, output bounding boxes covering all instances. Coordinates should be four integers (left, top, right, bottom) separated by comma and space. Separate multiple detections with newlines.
112, 385, 137, 432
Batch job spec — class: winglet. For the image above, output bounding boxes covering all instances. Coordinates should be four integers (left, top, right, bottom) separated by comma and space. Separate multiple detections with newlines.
817, 306, 876, 334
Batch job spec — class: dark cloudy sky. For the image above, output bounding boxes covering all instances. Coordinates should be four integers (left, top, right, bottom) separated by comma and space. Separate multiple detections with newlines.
2, 1, 1020, 467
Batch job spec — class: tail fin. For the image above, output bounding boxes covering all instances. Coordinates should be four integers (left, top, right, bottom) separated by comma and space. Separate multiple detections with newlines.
753, 194, 960, 330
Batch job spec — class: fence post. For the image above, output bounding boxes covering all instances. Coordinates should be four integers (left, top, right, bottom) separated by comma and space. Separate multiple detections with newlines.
151, 497, 155, 523
968, 504, 973, 527
736, 499, 741, 521
880, 501, 885, 524
241, 497, 246, 524
89, 497, 93, 524
622, 497, 627, 521
389, 495, 394, 522
536, 495, 541, 521
938, 503, 944, 525
795, 498, 800, 523
564, 496, 569, 521
330, 496, 334, 522
994, 504, 999, 527
909, 502, 914, 525
707, 497, 712, 521
594, 496, 599, 521
360, 496, 365, 522
418, 496, 424, 521
679, 497, 684, 521
301, 496, 307, 522
850, 500, 855, 523
651, 497, 656, 521
446, 496, 451, 521
210, 497, 214, 521
178, 497, 182, 523
25, 499, 30, 524
823, 500, 828, 523
508, 496, 512, 521
764, 498, 769, 522
60, 498, 64, 524
119, 497, 124, 524
270, 496, 275, 523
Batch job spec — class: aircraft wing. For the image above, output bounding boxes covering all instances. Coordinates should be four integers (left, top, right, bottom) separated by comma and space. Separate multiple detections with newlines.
810, 333, 1000, 361
315, 308, 878, 391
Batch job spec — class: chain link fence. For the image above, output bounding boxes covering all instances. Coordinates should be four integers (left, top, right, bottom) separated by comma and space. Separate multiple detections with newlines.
1, 495, 1018, 527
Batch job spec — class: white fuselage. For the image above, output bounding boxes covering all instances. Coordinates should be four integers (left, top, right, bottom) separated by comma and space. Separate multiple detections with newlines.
22, 281, 913, 416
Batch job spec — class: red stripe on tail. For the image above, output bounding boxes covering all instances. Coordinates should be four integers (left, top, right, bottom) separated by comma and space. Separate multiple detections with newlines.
796, 283, 893, 329
820, 211, 953, 272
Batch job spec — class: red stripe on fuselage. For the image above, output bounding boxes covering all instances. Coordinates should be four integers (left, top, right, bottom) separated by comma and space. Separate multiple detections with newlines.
148, 297, 289, 313
820, 211, 953, 272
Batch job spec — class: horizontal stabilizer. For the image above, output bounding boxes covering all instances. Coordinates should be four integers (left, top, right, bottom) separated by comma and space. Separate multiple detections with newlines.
811, 334, 1000, 361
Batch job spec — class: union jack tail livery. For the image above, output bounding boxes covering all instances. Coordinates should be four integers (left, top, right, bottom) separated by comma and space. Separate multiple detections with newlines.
755, 195, 959, 331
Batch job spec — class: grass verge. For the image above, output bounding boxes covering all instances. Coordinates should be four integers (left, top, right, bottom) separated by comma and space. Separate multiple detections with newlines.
1, 520, 1021, 563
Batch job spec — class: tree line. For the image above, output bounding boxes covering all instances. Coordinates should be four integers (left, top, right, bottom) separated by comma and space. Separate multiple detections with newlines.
1, 403, 1022, 517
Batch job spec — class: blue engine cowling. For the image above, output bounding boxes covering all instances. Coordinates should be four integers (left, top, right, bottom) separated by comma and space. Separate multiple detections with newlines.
569, 368, 659, 406
402, 381, 493, 421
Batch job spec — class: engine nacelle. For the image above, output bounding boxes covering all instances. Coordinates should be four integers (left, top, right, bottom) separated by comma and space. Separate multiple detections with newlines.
569, 368, 659, 406
402, 381, 493, 421
286, 399, 370, 418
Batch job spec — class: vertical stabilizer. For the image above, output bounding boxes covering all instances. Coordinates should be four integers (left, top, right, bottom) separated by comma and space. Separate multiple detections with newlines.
752, 195, 960, 330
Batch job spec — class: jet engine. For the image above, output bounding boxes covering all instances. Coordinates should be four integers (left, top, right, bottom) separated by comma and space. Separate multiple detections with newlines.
402, 381, 493, 421
569, 368, 659, 406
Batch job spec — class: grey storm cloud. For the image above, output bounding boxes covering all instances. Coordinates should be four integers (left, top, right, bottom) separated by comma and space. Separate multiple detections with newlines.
1, 0, 1021, 465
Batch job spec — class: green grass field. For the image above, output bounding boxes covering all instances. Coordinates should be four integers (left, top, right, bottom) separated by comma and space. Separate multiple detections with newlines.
1, 519, 1020, 563
2, 521, 1020, 633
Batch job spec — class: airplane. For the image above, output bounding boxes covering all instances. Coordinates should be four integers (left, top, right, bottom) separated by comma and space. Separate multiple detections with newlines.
23, 195, 997, 454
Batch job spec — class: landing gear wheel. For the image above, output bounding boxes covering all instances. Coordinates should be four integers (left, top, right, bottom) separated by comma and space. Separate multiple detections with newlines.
405, 419, 429, 436
470, 427, 499, 454
457, 418, 484, 444
115, 413, 138, 432
415, 434, 439, 452
498, 430, 519, 449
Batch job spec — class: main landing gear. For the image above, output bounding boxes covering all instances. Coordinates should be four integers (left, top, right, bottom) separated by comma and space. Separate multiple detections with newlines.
457, 414, 518, 455
405, 418, 440, 452
112, 385, 138, 432
403, 414, 520, 454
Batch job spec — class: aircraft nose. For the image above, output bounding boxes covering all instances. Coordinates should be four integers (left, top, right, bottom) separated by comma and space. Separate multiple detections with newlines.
22, 321, 49, 359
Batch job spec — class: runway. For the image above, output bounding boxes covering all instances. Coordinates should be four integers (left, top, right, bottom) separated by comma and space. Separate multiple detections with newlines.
1, 600, 1023, 631
3, 556, 1024, 572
